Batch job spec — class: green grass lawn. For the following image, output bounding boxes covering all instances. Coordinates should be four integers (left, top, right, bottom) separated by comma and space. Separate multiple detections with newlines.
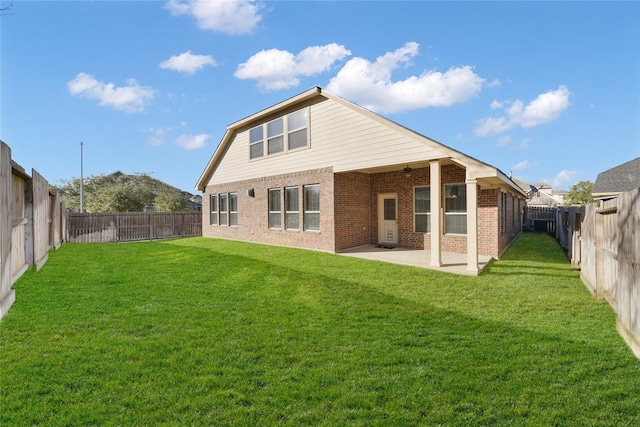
1, 233, 638, 426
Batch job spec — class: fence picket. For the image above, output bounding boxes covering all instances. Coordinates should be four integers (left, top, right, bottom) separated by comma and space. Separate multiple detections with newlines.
67, 212, 201, 243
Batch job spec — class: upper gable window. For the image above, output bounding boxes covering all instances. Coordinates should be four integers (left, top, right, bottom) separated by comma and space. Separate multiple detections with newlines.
249, 126, 264, 159
267, 118, 284, 155
249, 107, 309, 160
287, 109, 308, 150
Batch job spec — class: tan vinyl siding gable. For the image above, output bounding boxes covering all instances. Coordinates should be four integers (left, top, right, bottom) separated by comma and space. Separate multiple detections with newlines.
206, 96, 448, 186
311, 100, 446, 172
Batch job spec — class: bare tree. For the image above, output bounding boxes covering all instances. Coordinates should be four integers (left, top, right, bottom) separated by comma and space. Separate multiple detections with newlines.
1, 3, 13, 17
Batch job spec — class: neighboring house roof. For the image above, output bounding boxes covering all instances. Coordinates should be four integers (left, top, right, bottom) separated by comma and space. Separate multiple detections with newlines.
196, 86, 526, 198
592, 157, 640, 197
527, 190, 560, 207
511, 178, 566, 206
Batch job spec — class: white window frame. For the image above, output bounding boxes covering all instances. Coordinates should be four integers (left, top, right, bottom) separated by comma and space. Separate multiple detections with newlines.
414, 185, 430, 233
285, 186, 299, 230
248, 107, 309, 160
210, 194, 218, 225
287, 109, 308, 151
229, 192, 238, 226
249, 125, 264, 159
268, 188, 281, 229
444, 183, 467, 234
303, 184, 320, 232
267, 117, 284, 155
219, 193, 228, 226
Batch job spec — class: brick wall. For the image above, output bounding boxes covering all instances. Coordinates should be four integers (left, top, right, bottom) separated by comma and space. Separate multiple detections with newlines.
203, 167, 335, 252
368, 164, 477, 255
498, 190, 524, 255
479, 188, 499, 257
370, 167, 430, 250
203, 163, 522, 258
334, 172, 372, 251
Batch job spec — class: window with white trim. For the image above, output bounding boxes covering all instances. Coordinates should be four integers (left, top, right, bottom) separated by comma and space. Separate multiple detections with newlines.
249, 126, 264, 159
444, 184, 467, 234
267, 118, 284, 155
285, 186, 299, 230
249, 108, 309, 159
210, 194, 218, 225
219, 193, 228, 226
229, 192, 238, 226
414, 186, 430, 233
287, 109, 308, 150
303, 184, 320, 231
268, 189, 281, 229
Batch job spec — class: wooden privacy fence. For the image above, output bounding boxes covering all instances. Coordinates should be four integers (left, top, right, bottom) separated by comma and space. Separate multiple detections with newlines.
1, 141, 65, 320
523, 206, 557, 233
67, 212, 202, 243
554, 188, 640, 359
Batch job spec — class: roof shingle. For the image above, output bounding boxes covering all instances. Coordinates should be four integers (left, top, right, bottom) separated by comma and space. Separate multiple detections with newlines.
592, 157, 640, 194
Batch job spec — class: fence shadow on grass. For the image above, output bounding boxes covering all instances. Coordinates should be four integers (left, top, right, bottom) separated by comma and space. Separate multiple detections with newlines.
4, 236, 639, 425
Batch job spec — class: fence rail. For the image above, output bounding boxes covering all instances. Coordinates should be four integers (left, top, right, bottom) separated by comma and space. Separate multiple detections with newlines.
523, 206, 557, 233
553, 188, 639, 359
1, 141, 65, 319
67, 212, 202, 243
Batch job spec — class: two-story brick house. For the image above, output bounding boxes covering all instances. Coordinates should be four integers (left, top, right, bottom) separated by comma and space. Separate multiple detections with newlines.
196, 87, 526, 274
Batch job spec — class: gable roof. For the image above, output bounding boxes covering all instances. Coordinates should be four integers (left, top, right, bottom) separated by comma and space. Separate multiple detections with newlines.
196, 86, 525, 197
592, 157, 640, 196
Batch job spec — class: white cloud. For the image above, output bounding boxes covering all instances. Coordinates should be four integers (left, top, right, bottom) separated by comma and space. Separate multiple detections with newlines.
549, 169, 580, 188
497, 135, 511, 147
235, 43, 351, 90
147, 127, 172, 146
474, 116, 511, 136
175, 134, 209, 150
160, 50, 217, 74
512, 159, 537, 171
165, 0, 262, 35
518, 137, 531, 150
475, 86, 570, 136
67, 72, 154, 113
326, 42, 485, 114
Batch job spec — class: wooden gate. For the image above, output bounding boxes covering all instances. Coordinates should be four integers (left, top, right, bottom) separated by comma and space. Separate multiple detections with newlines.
523, 206, 556, 233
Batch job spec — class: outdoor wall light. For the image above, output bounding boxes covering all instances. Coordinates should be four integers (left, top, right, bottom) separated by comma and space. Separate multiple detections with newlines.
247, 188, 255, 197
403, 165, 412, 178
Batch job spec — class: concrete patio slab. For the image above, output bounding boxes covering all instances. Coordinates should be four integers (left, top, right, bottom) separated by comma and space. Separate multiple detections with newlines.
337, 245, 493, 276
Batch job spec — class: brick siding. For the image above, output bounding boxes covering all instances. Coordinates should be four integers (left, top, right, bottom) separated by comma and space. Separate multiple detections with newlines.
334, 172, 372, 251
203, 167, 335, 252
203, 163, 522, 258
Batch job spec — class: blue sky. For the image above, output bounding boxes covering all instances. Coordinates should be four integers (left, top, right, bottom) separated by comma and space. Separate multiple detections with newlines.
2, 1, 639, 193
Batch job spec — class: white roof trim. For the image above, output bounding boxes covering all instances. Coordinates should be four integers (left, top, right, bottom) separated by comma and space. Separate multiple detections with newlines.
196, 87, 526, 197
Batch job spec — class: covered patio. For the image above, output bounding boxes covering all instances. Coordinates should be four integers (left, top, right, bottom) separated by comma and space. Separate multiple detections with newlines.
337, 245, 493, 276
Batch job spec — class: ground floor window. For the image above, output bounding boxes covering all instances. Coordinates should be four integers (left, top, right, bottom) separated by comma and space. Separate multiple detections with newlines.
414, 186, 430, 233
445, 183, 467, 234
303, 184, 320, 231
210, 194, 218, 225
229, 192, 238, 226
285, 186, 299, 230
268, 188, 281, 229
219, 193, 228, 225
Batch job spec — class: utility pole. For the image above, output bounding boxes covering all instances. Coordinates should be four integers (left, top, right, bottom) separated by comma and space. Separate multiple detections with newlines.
80, 141, 84, 213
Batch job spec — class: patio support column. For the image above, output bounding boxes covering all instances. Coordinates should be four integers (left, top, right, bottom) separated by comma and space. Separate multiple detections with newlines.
466, 178, 479, 274
430, 160, 442, 267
